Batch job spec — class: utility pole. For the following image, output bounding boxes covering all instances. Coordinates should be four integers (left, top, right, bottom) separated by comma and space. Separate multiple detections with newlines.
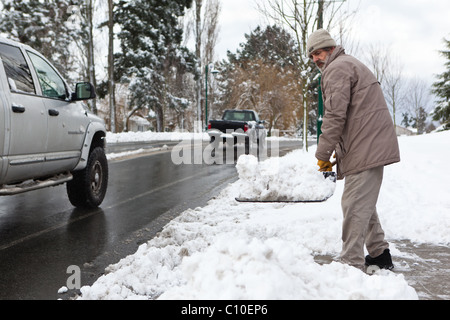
317, 0, 324, 143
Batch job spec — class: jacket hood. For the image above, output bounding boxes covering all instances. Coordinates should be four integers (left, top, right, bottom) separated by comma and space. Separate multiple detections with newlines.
323, 46, 346, 71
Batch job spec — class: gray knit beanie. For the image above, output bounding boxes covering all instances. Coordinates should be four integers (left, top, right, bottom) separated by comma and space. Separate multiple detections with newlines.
307, 29, 336, 56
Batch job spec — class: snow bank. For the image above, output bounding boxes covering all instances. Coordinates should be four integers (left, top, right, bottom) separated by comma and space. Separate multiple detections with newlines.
106, 131, 209, 143
74, 131, 450, 300
78, 177, 417, 300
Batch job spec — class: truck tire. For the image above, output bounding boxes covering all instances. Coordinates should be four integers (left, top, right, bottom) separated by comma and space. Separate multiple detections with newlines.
67, 147, 108, 208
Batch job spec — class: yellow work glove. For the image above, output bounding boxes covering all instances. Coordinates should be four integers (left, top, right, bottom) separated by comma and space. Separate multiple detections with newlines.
317, 160, 333, 172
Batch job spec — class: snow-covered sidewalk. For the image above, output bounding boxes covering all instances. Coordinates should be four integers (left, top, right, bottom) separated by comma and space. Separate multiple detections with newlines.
77, 130, 450, 300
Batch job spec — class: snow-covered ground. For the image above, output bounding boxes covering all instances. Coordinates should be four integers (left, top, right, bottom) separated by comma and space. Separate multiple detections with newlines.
76, 130, 450, 300
105, 130, 210, 143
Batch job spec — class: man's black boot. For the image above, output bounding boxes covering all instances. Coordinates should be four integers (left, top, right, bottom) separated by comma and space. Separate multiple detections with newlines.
365, 249, 394, 270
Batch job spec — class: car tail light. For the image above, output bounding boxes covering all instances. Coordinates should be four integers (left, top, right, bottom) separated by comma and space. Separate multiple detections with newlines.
244, 124, 249, 132
208, 122, 211, 130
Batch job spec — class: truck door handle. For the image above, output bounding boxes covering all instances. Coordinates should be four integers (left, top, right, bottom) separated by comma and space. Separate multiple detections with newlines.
12, 104, 26, 113
48, 109, 59, 116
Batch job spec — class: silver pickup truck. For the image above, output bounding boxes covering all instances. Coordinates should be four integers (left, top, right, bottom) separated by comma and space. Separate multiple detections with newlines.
0, 37, 108, 208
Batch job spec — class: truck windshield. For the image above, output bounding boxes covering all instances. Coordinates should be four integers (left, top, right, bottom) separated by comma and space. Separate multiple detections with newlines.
223, 111, 255, 121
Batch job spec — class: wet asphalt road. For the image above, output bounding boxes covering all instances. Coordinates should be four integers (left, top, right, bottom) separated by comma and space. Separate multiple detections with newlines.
0, 147, 236, 299
0, 140, 302, 300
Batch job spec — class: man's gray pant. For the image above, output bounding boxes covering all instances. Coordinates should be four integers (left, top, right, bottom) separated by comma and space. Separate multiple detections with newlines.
340, 166, 389, 270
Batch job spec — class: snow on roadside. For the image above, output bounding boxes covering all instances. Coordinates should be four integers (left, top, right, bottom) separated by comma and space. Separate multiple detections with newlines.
106, 131, 209, 143
106, 148, 147, 160
78, 177, 417, 300
75, 130, 450, 300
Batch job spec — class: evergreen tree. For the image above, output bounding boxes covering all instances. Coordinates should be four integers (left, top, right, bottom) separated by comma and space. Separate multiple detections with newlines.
115, 0, 195, 132
217, 25, 302, 135
401, 112, 411, 128
0, 0, 83, 79
413, 107, 427, 135
228, 25, 320, 138
233, 25, 299, 70
431, 38, 450, 129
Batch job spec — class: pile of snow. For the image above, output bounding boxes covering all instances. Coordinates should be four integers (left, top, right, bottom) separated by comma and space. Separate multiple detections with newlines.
77, 130, 450, 300
235, 151, 336, 201
106, 148, 148, 160
379, 131, 450, 244
105, 130, 296, 144
106, 131, 209, 143
78, 181, 417, 300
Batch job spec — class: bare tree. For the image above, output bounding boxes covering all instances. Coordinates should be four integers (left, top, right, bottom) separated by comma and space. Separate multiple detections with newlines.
405, 77, 430, 134
202, 0, 221, 123
365, 43, 389, 83
86, 0, 97, 114
183, 0, 221, 131
365, 44, 405, 127
255, 0, 348, 151
108, 0, 116, 132
383, 58, 404, 127
202, 0, 221, 66
334, 0, 361, 55
195, 0, 203, 131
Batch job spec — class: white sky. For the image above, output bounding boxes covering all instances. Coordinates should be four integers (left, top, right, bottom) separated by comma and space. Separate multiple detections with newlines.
216, 0, 450, 88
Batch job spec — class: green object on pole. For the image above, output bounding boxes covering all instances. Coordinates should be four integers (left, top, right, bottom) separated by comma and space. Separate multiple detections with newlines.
205, 64, 209, 130
317, 75, 324, 144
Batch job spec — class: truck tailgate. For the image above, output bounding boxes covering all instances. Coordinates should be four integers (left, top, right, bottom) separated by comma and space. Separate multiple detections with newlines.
209, 120, 246, 132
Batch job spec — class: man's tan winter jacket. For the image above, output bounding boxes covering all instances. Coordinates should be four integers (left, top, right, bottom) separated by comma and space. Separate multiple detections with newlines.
315, 46, 400, 179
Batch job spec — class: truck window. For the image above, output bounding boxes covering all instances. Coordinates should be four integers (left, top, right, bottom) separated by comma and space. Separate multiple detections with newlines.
0, 43, 35, 94
27, 51, 68, 100
223, 111, 255, 121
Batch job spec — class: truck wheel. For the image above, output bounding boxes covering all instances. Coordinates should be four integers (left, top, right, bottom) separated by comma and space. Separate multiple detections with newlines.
67, 147, 108, 208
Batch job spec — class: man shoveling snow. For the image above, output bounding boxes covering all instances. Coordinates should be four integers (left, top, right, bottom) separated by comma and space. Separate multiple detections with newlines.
308, 29, 400, 272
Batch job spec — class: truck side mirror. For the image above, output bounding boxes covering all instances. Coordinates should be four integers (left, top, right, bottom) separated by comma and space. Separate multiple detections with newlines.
72, 82, 96, 101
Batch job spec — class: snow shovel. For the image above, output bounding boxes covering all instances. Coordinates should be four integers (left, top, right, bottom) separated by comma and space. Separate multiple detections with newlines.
235, 171, 337, 203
